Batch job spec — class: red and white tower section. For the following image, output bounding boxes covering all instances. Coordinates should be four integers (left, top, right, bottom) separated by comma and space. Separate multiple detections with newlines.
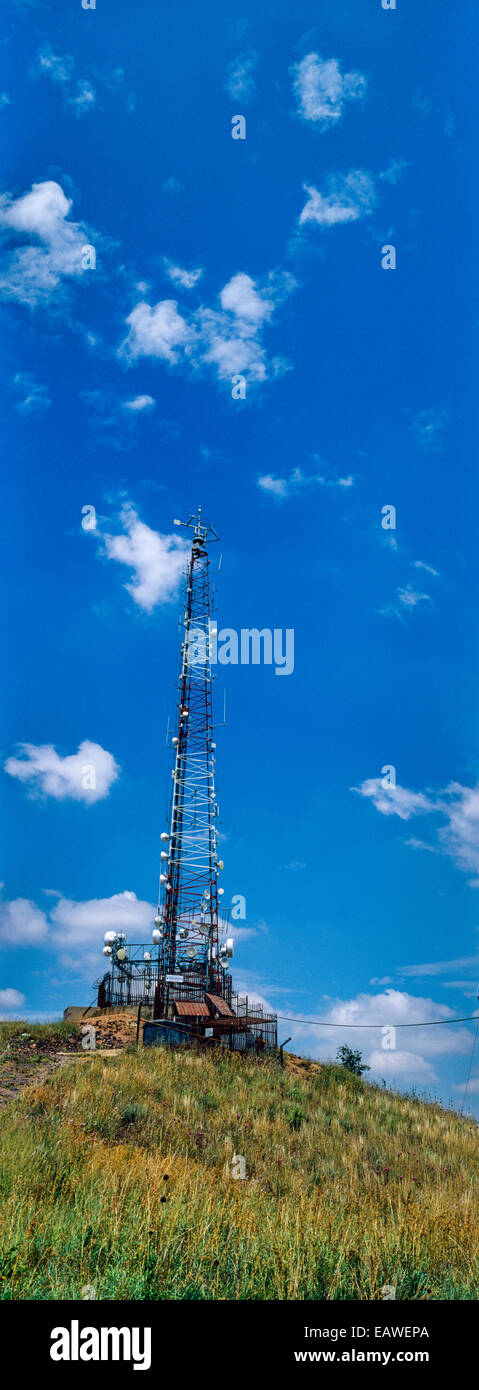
153, 509, 233, 1019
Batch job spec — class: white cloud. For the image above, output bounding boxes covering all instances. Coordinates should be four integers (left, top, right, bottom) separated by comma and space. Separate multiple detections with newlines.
36, 44, 96, 116
225, 50, 259, 103
378, 583, 434, 620
352, 778, 434, 821
67, 80, 96, 116
379, 157, 409, 185
398, 953, 479, 979
438, 782, 479, 884
0, 987, 26, 1011
257, 465, 356, 501
453, 1076, 479, 1095
354, 775, 479, 886
102, 503, 188, 612
163, 259, 203, 290
396, 584, 433, 610
37, 43, 74, 85
4, 740, 119, 803
280, 988, 473, 1084
0, 93, 11, 109
0, 890, 155, 980
405, 837, 441, 855
122, 394, 156, 412
13, 371, 51, 414
412, 560, 440, 577
82, 388, 161, 449
120, 299, 191, 363
0, 897, 49, 946
299, 170, 377, 228
50, 890, 153, 946
367, 1049, 436, 1080
220, 271, 273, 323
119, 270, 296, 386
292, 52, 367, 128
257, 474, 290, 499
0, 179, 96, 307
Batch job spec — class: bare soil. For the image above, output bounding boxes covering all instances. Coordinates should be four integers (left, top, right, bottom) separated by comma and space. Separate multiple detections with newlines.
0, 1011, 139, 1109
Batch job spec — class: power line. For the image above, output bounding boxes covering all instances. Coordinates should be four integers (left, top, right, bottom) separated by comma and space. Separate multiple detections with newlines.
276, 1012, 479, 1029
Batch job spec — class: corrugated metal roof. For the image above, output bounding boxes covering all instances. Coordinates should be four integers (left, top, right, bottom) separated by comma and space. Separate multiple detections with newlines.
173, 999, 210, 1017
206, 994, 234, 1017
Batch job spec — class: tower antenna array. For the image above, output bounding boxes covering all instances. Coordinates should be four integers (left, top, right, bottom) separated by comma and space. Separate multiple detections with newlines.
154, 507, 228, 1018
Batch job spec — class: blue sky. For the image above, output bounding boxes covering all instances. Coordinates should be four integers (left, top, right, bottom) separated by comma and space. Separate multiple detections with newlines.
1, 0, 479, 1113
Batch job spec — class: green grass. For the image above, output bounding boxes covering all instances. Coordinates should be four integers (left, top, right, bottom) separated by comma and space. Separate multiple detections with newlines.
0, 1019, 78, 1050
0, 1032, 478, 1300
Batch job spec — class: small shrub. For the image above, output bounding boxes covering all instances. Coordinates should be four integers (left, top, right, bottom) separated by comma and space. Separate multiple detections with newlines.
120, 1103, 148, 1127
336, 1046, 370, 1077
288, 1106, 305, 1131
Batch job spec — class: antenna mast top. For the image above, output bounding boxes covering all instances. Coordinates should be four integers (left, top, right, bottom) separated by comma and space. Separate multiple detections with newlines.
173, 507, 219, 546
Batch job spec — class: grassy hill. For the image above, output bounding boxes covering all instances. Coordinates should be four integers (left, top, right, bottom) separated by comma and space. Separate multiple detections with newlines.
0, 1019, 478, 1300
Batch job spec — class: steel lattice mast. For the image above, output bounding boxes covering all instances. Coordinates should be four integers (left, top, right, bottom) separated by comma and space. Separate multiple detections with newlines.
154, 508, 227, 1017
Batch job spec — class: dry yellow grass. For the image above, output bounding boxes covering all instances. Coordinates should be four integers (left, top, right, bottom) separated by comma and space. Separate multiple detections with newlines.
0, 1037, 478, 1300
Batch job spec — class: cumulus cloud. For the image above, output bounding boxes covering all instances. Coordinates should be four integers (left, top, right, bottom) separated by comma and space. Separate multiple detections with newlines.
37, 43, 74, 86
257, 465, 355, 500
0, 179, 96, 307
163, 259, 203, 290
49, 890, 153, 946
292, 53, 367, 128
101, 503, 188, 612
67, 80, 96, 115
367, 1048, 437, 1080
120, 299, 191, 364
119, 269, 296, 386
4, 740, 119, 803
353, 775, 479, 885
279, 988, 474, 1085
299, 170, 378, 228
121, 394, 156, 412
0, 897, 49, 946
438, 782, 479, 883
0, 890, 155, 979
352, 777, 434, 821
0, 987, 26, 1012
225, 49, 259, 103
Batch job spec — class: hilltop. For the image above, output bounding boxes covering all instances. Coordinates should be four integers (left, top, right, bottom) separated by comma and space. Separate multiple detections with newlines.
0, 1018, 478, 1300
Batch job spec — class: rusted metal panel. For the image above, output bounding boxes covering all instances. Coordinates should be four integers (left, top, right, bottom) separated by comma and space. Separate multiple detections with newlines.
206, 993, 234, 1017
174, 999, 210, 1017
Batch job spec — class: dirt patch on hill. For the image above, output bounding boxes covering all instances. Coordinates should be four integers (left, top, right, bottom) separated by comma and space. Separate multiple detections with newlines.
284, 1052, 321, 1079
0, 1013, 140, 1110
